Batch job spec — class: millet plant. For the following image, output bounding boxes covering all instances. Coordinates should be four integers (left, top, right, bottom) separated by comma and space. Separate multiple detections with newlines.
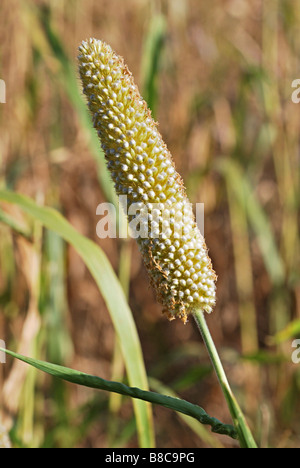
0, 37, 259, 449
77, 38, 257, 448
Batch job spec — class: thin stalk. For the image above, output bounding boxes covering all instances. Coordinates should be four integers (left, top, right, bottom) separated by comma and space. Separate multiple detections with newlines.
193, 309, 257, 448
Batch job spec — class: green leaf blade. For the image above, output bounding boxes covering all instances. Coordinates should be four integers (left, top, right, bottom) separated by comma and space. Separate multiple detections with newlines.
1, 347, 237, 441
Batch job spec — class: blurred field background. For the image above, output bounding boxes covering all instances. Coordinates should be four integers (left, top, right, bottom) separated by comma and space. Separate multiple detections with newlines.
0, 0, 300, 448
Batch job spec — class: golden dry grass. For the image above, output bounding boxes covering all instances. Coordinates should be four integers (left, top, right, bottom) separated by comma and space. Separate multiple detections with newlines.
0, 0, 299, 448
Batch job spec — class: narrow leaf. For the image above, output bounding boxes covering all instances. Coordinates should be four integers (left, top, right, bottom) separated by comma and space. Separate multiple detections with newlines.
1, 348, 237, 440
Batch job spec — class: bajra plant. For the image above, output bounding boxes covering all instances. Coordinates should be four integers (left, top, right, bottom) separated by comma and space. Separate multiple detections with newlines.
77, 38, 257, 448
0, 37, 258, 449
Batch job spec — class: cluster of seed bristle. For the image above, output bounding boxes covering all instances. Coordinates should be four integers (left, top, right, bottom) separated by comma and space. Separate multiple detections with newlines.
78, 38, 217, 323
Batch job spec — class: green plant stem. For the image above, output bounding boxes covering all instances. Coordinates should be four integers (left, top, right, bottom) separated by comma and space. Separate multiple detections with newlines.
193, 309, 257, 448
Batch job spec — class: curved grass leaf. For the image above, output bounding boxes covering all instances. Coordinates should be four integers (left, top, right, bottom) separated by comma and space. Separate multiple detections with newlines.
0, 189, 154, 448
272, 319, 300, 344
0, 348, 237, 440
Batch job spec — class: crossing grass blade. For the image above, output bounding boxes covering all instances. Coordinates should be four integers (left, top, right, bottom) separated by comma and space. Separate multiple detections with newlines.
0, 347, 237, 440
0, 189, 154, 448
0, 207, 32, 240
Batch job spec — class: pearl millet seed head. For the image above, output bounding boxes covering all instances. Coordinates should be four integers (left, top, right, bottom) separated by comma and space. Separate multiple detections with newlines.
78, 38, 217, 323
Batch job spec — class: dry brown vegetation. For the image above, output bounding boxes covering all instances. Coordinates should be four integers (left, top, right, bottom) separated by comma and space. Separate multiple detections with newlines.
0, 0, 299, 448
